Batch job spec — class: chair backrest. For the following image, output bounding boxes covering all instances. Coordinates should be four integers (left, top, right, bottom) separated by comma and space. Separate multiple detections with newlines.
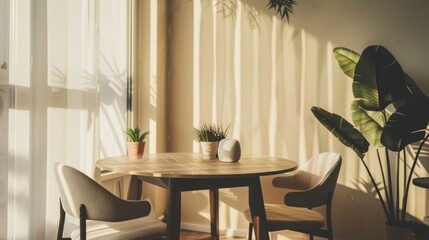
301, 152, 342, 189
54, 163, 150, 221
283, 152, 342, 208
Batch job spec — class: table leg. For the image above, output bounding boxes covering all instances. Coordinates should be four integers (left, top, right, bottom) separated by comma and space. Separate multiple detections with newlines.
248, 177, 270, 240
210, 188, 220, 239
167, 179, 181, 239
127, 175, 142, 200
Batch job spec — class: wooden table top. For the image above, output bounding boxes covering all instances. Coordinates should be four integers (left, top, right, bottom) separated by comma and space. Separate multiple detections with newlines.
96, 152, 297, 179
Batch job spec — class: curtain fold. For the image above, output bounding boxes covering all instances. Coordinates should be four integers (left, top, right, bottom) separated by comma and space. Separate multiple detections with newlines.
7, 0, 129, 238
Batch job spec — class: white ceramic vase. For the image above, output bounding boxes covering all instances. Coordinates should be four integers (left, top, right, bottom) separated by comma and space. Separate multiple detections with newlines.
218, 139, 241, 163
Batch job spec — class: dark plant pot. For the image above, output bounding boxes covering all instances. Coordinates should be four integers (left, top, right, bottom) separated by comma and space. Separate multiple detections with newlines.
384, 222, 418, 240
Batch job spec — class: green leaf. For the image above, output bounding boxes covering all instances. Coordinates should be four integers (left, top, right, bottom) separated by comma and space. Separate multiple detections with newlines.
403, 74, 429, 102
125, 127, 149, 142
351, 101, 386, 148
354, 45, 407, 111
194, 123, 230, 142
381, 102, 429, 151
138, 131, 150, 142
333, 47, 360, 79
312, 106, 369, 158
267, 0, 296, 21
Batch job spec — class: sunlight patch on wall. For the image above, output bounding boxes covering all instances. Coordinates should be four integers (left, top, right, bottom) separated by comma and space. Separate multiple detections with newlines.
232, 1, 242, 138
298, 29, 307, 165
268, 16, 279, 157
250, 19, 260, 154
211, 1, 218, 122
149, 118, 157, 153
197, 210, 210, 221
149, 0, 158, 108
193, 0, 202, 153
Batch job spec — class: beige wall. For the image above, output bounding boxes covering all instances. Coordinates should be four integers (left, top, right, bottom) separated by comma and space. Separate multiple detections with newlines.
135, 0, 170, 217
167, 0, 429, 239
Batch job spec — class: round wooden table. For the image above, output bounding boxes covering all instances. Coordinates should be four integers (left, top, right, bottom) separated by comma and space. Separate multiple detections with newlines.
97, 152, 297, 240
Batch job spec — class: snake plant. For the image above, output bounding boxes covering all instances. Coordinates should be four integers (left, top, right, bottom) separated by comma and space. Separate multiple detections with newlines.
194, 123, 230, 142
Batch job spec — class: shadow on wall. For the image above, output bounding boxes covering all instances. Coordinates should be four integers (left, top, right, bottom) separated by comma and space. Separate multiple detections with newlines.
206, 175, 423, 240
333, 184, 385, 239
288, 0, 429, 94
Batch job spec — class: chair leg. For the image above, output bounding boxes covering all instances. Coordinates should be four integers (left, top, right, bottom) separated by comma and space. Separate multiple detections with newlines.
248, 223, 253, 240
309, 234, 314, 240
326, 193, 334, 240
57, 199, 66, 240
80, 204, 87, 240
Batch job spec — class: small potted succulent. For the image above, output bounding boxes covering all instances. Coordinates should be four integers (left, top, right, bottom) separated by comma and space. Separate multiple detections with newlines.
194, 123, 229, 159
125, 127, 149, 159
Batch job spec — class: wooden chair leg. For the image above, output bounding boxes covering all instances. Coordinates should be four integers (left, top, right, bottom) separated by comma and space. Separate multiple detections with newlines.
248, 223, 253, 240
80, 204, 87, 240
57, 199, 66, 240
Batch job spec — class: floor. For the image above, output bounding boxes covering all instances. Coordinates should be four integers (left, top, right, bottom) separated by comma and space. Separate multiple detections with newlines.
180, 230, 320, 240
180, 231, 246, 240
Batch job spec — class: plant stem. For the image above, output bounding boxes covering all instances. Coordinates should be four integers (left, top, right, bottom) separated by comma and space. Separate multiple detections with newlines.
402, 134, 429, 220
359, 157, 391, 222
377, 149, 390, 217
402, 150, 406, 221
395, 152, 400, 222
385, 148, 395, 222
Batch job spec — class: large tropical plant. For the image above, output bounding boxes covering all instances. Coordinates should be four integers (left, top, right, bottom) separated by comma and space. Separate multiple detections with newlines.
312, 45, 429, 230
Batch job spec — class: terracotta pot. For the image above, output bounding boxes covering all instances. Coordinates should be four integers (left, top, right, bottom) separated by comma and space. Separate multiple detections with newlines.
384, 222, 417, 240
127, 141, 145, 159
200, 141, 218, 160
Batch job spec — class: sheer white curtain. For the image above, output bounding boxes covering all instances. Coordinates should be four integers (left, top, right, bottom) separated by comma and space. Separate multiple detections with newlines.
7, 0, 130, 238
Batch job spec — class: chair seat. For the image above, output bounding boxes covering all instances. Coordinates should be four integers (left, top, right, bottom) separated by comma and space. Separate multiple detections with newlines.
244, 204, 325, 231
71, 216, 166, 240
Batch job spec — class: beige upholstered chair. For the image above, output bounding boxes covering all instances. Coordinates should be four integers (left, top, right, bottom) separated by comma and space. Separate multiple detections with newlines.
245, 152, 342, 240
54, 163, 166, 240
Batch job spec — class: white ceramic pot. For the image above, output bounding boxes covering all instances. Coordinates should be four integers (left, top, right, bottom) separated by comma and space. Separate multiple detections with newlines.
200, 141, 218, 160
218, 139, 241, 163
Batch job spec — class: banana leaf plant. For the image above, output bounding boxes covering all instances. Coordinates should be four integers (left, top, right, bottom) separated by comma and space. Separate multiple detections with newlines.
312, 45, 429, 227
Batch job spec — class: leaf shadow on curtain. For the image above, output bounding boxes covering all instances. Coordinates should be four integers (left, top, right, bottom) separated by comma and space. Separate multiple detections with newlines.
49, 52, 127, 158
